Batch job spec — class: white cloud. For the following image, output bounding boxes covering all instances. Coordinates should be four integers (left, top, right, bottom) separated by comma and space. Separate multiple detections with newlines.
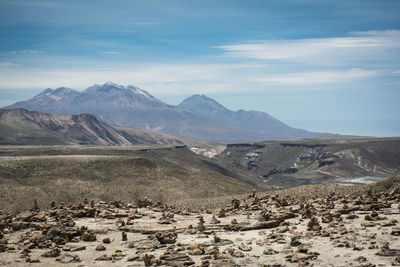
255, 68, 379, 86
0, 62, 20, 67
0, 63, 258, 94
8, 50, 43, 55
100, 51, 120, 55
215, 30, 400, 64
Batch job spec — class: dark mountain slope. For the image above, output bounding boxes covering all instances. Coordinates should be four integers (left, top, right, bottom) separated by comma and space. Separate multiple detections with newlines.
0, 108, 187, 146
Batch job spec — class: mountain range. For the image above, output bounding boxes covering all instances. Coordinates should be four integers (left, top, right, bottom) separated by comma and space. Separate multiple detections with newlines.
5, 82, 329, 143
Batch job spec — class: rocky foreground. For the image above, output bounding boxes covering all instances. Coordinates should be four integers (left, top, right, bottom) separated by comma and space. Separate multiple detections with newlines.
1, 176, 400, 267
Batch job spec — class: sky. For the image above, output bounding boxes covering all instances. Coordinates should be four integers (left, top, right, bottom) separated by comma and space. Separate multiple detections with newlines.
0, 0, 400, 136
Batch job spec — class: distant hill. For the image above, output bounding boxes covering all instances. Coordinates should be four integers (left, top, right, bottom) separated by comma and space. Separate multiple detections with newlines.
216, 137, 400, 188
5, 82, 330, 143
0, 108, 187, 146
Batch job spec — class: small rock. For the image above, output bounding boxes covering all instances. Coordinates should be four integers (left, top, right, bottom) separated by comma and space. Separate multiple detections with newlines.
122, 231, 127, 241
376, 243, 400, 256
210, 215, 220, 224
95, 254, 112, 261
198, 216, 205, 233
96, 244, 106, 251
127, 255, 140, 261
143, 254, 154, 266
291, 252, 313, 262
82, 231, 96, 242
391, 227, 400, 236
11, 221, 24, 231
41, 248, 60, 258
212, 259, 237, 266
297, 246, 308, 253
192, 247, 205, 255
231, 199, 240, 209
346, 213, 357, 219
354, 256, 367, 263
290, 235, 302, 246
214, 208, 226, 218
71, 245, 86, 252
233, 250, 244, 257
238, 242, 252, 251
26, 258, 41, 263
322, 213, 333, 223
137, 197, 152, 208
263, 248, 278, 255
155, 231, 177, 244
321, 231, 330, 237
307, 216, 321, 231
56, 254, 81, 263
33, 199, 39, 211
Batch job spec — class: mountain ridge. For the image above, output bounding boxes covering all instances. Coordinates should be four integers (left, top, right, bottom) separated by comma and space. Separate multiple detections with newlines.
0, 108, 189, 146
4, 82, 330, 143
177, 94, 231, 116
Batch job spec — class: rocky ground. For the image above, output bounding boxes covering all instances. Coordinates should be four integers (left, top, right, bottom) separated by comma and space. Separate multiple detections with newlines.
216, 138, 400, 188
0, 176, 399, 267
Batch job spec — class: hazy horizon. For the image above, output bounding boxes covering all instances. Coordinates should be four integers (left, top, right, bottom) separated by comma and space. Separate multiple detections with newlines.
1, 0, 399, 137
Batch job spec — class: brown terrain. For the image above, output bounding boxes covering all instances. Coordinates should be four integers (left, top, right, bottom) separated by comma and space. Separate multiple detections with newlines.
0, 108, 206, 146
216, 137, 400, 188
0, 145, 266, 213
0, 175, 399, 266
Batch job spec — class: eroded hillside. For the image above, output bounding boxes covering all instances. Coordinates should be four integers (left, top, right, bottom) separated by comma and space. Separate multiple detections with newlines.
216, 137, 400, 188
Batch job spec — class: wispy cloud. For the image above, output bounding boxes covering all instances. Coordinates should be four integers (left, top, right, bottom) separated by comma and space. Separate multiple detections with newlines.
99, 51, 120, 55
6, 50, 43, 55
215, 30, 400, 64
255, 68, 379, 86
0, 62, 20, 68
0, 63, 257, 94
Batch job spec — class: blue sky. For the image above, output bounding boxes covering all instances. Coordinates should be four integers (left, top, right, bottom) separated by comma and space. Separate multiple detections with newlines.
0, 0, 400, 136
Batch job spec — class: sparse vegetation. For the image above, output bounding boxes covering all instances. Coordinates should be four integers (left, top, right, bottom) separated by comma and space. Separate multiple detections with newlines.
0, 145, 261, 213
